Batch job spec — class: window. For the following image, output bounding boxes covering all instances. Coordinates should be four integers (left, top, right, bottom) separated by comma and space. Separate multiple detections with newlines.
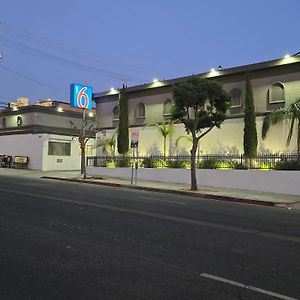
17, 116, 23, 127
163, 99, 172, 115
268, 82, 285, 103
230, 88, 242, 107
48, 141, 71, 156
86, 144, 93, 156
113, 106, 119, 120
2, 118, 6, 128
136, 103, 145, 118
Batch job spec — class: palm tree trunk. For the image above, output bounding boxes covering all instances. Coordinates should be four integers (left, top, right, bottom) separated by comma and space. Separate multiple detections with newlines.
163, 137, 166, 160
297, 123, 300, 167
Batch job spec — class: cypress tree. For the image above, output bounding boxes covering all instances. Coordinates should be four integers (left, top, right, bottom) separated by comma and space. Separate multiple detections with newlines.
243, 74, 258, 160
117, 86, 129, 155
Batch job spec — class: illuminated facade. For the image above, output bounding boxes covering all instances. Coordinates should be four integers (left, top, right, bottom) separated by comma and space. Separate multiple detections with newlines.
0, 100, 96, 170
94, 55, 300, 156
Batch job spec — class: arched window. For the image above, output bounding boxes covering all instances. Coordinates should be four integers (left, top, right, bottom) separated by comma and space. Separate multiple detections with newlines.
113, 106, 119, 120
268, 82, 285, 103
17, 116, 23, 127
163, 99, 172, 115
136, 103, 145, 118
230, 88, 242, 107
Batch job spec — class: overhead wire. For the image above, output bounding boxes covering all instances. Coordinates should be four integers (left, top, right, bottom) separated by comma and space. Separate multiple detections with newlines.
0, 21, 164, 83
1, 36, 141, 81
0, 64, 68, 95
0, 22, 162, 76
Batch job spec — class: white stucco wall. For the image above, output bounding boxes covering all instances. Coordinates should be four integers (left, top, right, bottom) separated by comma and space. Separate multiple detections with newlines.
0, 134, 44, 169
42, 134, 96, 171
96, 117, 296, 157
42, 134, 80, 171
0, 133, 96, 171
87, 166, 300, 196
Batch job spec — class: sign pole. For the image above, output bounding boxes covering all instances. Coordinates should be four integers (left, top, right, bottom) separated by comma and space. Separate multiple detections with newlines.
130, 129, 139, 184
131, 147, 135, 184
70, 83, 93, 179
80, 108, 86, 175
135, 146, 138, 184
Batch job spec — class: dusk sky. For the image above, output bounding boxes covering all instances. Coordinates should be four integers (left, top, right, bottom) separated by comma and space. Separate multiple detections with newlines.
0, 0, 299, 104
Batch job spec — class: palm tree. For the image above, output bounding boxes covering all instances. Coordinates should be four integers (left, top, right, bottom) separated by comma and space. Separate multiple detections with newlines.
95, 130, 117, 157
262, 98, 300, 166
175, 134, 192, 146
175, 134, 201, 161
145, 120, 174, 158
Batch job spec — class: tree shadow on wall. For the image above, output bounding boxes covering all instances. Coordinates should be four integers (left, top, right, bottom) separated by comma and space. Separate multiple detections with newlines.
174, 147, 190, 156
146, 144, 162, 156
215, 141, 240, 155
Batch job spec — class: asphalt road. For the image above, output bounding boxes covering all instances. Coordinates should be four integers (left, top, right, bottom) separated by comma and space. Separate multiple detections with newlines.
0, 173, 299, 300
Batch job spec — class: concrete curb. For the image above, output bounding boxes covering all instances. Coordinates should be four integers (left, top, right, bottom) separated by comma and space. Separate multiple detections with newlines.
41, 176, 282, 207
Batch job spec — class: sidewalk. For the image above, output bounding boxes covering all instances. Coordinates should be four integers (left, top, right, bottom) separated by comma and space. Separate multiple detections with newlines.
39, 170, 300, 209
1, 168, 299, 208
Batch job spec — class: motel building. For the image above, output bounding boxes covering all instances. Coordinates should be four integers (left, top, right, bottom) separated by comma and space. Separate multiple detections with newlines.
0, 98, 96, 170
93, 54, 300, 157
1, 55, 300, 174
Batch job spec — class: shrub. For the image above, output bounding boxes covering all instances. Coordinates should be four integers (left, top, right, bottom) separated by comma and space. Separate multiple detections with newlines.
167, 160, 190, 169
259, 162, 272, 170
103, 159, 116, 168
141, 157, 158, 168
215, 160, 236, 169
274, 160, 298, 170
115, 158, 131, 168
232, 162, 248, 170
197, 159, 219, 169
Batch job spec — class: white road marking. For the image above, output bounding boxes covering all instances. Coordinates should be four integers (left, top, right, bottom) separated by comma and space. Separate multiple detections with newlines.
138, 196, 186, 205
200, 273, 298, 300
1, 187, 300, 244
258, 232, 300, 243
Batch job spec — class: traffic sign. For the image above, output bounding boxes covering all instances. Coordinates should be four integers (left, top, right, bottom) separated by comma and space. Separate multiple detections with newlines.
131, 130, 139, 148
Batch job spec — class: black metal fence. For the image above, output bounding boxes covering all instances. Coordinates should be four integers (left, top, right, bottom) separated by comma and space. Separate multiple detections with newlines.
87, 153, 299, 170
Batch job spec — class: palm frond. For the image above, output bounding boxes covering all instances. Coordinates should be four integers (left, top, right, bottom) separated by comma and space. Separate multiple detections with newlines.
286, 116, 295, 146
269, 109, 286, 125
144, 120, 174, 137
262, 115, 271, 139
175, 135, 193, 147
262, 109, 286, 139
95, 130, 117, 155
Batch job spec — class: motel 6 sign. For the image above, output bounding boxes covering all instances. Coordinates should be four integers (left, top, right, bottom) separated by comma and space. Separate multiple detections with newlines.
70, 83, 93, 110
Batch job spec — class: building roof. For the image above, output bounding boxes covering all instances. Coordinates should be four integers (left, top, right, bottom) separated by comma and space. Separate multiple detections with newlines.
93, 55, 300, 101
0, 103, 96, 137
0, 102, 96, 117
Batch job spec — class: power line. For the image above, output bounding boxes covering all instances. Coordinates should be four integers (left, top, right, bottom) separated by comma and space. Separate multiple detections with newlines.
0, 22, 161, 76
0, 21, 165, 82
0, 64, 68, 95
1, 37, 142, 82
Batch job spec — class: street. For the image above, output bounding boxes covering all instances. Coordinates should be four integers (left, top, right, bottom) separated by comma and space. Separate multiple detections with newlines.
0, 173, 299, 299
